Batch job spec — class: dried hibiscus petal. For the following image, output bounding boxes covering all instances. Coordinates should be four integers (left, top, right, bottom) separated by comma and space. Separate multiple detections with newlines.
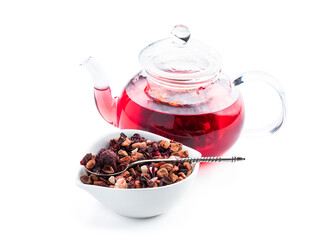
160, 176, 172, 186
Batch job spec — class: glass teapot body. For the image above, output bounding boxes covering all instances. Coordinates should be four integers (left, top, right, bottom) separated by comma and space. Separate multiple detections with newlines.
83, 25, 286, 157
113, 71, 244, 156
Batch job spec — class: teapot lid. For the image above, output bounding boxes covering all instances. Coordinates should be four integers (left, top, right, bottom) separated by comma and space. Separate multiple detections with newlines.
139, 25, 222, 82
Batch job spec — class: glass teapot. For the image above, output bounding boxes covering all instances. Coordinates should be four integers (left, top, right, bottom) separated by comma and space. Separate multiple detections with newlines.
81, 25, 286, 157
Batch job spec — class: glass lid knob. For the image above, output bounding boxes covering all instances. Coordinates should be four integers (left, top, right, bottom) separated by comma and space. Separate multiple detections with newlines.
171, 25, 191, 44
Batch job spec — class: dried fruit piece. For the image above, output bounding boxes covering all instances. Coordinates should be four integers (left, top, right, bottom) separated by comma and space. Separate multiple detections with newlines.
121, 138, 132, 147
80, 153, 92, 165
118, 149, 128, 157
171, 150, 189, 158
85, 158, 96, 170
131, 152, 144, 161
128, 168, 136, 175
183, 162, 192, 170
93, 181, 109, 187
120, 170, 130, 178
178, 172, 187, 179
141, 172, 151, 179
176, 176, 184, 182
79, 133, 192, 189
102, 165, 114, 174
119, 156, 131, 164
159, 140, 170, 149
80, 175, 92, 184
134, 180, 141, 188
170, 173, 178, 183
160, 163, 173, 171
172, 165, 179, 173
90, 174, 99, 182
141, 165, 148, 173
156, 168, 169, 178
108, 176, 115, 184
115, 178, 127, 189
170, 142, 182, 152
132, 142, 147, 149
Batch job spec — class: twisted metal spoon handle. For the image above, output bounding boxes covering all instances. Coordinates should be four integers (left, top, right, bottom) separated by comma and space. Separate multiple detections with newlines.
177, 156, 245, 163
84, 156, 245, 177
130, 156, 245, 166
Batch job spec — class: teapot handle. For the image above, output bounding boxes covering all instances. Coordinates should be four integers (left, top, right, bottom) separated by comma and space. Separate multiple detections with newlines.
233, 71, 287, 136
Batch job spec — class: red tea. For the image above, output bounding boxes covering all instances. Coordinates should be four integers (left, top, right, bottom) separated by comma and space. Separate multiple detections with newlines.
94, 75, 244, 156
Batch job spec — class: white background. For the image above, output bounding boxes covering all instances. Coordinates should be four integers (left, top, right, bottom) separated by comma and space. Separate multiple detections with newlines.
1, 0, 323, 239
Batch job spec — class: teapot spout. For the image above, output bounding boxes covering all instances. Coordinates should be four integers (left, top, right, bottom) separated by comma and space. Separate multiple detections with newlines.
80, 56, 110, 90
80, 56, 119, 127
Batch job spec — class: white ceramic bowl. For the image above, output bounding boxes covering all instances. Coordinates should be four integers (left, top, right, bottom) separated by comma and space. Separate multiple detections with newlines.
76, 129, 201, 218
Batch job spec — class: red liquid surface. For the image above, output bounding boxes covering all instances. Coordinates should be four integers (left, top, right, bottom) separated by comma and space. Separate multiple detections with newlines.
109, 76, 245, 157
